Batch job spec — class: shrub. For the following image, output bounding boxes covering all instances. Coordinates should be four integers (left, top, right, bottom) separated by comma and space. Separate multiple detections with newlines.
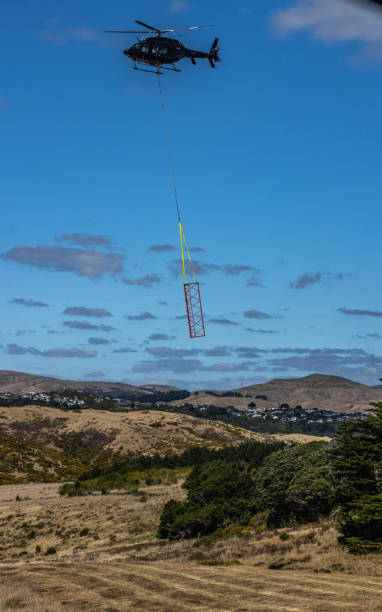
158, 461, 258, 539
45, 547, 56, 555
59, 482, 85, 497
254, 442, 335, 526
248, 510, 269, 533
79, 528, 89, 537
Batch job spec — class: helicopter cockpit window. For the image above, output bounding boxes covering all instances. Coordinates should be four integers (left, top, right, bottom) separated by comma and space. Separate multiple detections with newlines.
151, 47, 158, 55
159, 48, 167, 56
141, 46, 148, 53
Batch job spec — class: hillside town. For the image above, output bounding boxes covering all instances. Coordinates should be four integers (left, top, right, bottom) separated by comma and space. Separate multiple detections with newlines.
0, 390, 367, 428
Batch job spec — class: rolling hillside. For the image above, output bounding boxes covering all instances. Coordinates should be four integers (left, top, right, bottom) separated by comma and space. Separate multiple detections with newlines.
0, 370, 185, 401
181, 374, 382, 414
0, 405, 326, 454
0, 370, 380, 414
0, 404, 329, 484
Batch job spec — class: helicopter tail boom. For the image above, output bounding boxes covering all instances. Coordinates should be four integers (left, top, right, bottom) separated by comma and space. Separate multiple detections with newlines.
186, 37, 220, 68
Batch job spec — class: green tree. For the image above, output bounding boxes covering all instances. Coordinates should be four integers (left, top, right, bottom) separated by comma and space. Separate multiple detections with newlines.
330, 403, 382, 550
158, 460, 258, 540
253, 442, 335, 526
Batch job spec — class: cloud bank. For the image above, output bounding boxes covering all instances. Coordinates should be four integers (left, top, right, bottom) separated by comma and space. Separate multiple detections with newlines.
63, 306, 112, 317
272, 0, 382, 54
11, 298, 49, 308
5, 344, 96, 358
2, 245, 124, 279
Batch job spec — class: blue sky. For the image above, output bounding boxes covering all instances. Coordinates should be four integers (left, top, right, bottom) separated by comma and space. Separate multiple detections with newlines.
1, 0, 382, 389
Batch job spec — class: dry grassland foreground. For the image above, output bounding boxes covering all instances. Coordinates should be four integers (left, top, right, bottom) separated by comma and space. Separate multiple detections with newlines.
0, 482, 382, 611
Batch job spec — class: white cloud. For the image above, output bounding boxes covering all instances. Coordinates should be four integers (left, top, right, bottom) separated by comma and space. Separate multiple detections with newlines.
168, 1, 192, 13
272, 0, 382, 47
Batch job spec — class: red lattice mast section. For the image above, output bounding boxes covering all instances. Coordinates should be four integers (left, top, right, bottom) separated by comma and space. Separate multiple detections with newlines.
184, 282, 205, 338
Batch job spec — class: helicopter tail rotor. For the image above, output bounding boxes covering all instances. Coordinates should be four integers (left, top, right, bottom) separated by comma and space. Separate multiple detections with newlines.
208, 37, 220, 68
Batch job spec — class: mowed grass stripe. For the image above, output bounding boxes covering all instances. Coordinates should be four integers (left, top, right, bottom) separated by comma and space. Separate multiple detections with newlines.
43, 565, 182, 612
200, 567, 382, 597
96, 564, 234, 610
145, 564, 378, 610
166, 563, 382, 594
98, 564, 304, 612
262, 572, 382, 596
25, 565, 180, 612
11, 566, 140, 612
135, 564, 329, 611
3, 568, 109, 610
3, 562, 381, 612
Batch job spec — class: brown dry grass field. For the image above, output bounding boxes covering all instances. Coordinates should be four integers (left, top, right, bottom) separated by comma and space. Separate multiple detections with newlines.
0, 404, 330, 455
0, 482, 381, 611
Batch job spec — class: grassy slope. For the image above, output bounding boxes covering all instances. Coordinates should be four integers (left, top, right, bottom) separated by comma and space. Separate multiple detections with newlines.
0, 437, 84, 484
0, 405, 331, 453
0, 482, 381, 611
0, 405, 330, 484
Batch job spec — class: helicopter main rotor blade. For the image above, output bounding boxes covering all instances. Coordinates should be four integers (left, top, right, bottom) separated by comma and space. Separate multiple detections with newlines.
105, 21, 216, 37
135, 20, 162, 33
104, 30, 152, 34
162, 24, 215, 33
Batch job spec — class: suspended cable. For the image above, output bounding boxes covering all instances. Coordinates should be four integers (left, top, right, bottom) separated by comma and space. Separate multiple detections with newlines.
156, 74, 205, 339
157, 73, 181, 223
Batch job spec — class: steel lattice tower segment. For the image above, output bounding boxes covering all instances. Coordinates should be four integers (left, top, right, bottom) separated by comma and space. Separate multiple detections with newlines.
184, 282, 205, 338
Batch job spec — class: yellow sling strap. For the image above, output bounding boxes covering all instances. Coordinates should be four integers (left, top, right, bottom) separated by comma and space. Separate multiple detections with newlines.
179, 221, 197, 284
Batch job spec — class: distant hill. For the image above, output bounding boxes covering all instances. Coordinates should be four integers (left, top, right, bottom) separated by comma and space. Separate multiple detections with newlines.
178, 374, 382, 414
0, 370, 187, 402
0, 371, 380, 414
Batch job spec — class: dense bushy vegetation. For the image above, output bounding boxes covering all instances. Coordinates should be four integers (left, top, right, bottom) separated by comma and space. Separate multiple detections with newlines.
60, 440, 284, 496
158, 441, 333, 540
253, 442, 335, 526
331, 402, 382, 551
0, 428, 128, 485
157, 404, 382, 551
158, 461, 258, 539
0, 436, 84, 484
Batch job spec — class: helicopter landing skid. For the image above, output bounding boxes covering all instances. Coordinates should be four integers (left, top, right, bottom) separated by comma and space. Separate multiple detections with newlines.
161, 65, 181, 72
133, 65, 164, 75
132, 61, 181, 75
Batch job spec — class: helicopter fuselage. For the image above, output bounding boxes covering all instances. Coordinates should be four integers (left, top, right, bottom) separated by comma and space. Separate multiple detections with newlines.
124, 36, 210, 68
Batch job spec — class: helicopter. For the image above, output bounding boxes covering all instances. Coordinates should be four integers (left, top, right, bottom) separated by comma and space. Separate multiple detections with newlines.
105, 20, 220, 74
